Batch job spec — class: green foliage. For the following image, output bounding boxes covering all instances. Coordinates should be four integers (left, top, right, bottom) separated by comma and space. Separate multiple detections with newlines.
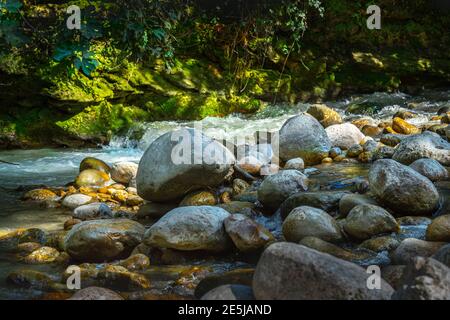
0, 0, 27, 47
53, 43, 99, 77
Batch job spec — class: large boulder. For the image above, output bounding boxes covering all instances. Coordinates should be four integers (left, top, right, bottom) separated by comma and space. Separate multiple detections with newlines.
282, 206, 343, 243
143, 206, 231, 252
257, 170, 308, 211
342, 204, 399, 241
368, 159, 440, 216
136, 129, 235, 202
392, 257, 450, 300
278, 114, 331, 165
426, 215, 450, 242
280, 191, 350, 220
307, 104, 343, 128
392, 132, 450, 166
64, 219, 145, 262
325, 123, 366, 150
253, 242, 394, 300
409, 158, 448, 182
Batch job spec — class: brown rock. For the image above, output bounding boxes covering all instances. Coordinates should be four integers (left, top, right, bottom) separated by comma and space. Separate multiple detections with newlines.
392, 117, 421, 135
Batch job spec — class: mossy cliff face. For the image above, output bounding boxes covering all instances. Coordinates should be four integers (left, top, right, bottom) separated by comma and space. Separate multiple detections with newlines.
1, 0, 449, 149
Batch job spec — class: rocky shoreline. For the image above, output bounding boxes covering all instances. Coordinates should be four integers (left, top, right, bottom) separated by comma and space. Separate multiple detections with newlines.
1, 103, 449, 300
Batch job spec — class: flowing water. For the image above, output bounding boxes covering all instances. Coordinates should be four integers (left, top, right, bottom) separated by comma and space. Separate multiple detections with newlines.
0, 91, 449, 299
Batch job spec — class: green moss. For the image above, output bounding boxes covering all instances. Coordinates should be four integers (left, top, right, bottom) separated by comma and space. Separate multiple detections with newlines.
55, 102, 149, 137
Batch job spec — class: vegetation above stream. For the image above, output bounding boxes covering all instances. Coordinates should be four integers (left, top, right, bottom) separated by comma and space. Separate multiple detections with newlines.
1, 0, 450, 148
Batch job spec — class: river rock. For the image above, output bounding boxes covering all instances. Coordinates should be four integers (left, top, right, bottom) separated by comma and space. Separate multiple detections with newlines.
64, 219, 145, 262
346, 144, 364, 158
282, 206, 343, 243
136, 129, 235, 202
232, 179, 250, 195
300, 236, 373, 262
62, 194, 93, 209
307, 104, 342, 128
22, 189, 58, 202
391, 238, 446, 265
252, 242, 394, 300
118, 254, 150, 271
392, 257, 450, 300
143, 206, 231, 252
75, 169, 110, 188
73, 203, 113, 220
338, 193, 379, 217
17, 242, 41, 254
23, 246, 60, 264
201, 284, 254, 300
432, 244, 450, 267
80, 157, 111, 173
68, 287, 124, 300
1, 228, 48, 252
329, 147, 343, 158
394, 110, 418, 120
7, 270, 57, 291
426, 215, 450, 242
224, 214, 274, 252
278, 114, 331, 165
97, 265, 150, 290
392, 132, 450, 166
64, 218, 82, 230
380, 134, 406, 147
362, 125, 382, 137
257, 170, 308, 211
280, 191, 350, 220
20, 229, 47, 245
409, 158, 448, 182
179, 190, 217, 207
237, 156, 264, 175
126, 194, 144, 206
110, 162, 138, 184
360, 236, 400, 252
392, 117, 421, 135
284, 157, 305, 170
368, 159, 440, 216
342, 204, 399, 240
325, 123, 365, 150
